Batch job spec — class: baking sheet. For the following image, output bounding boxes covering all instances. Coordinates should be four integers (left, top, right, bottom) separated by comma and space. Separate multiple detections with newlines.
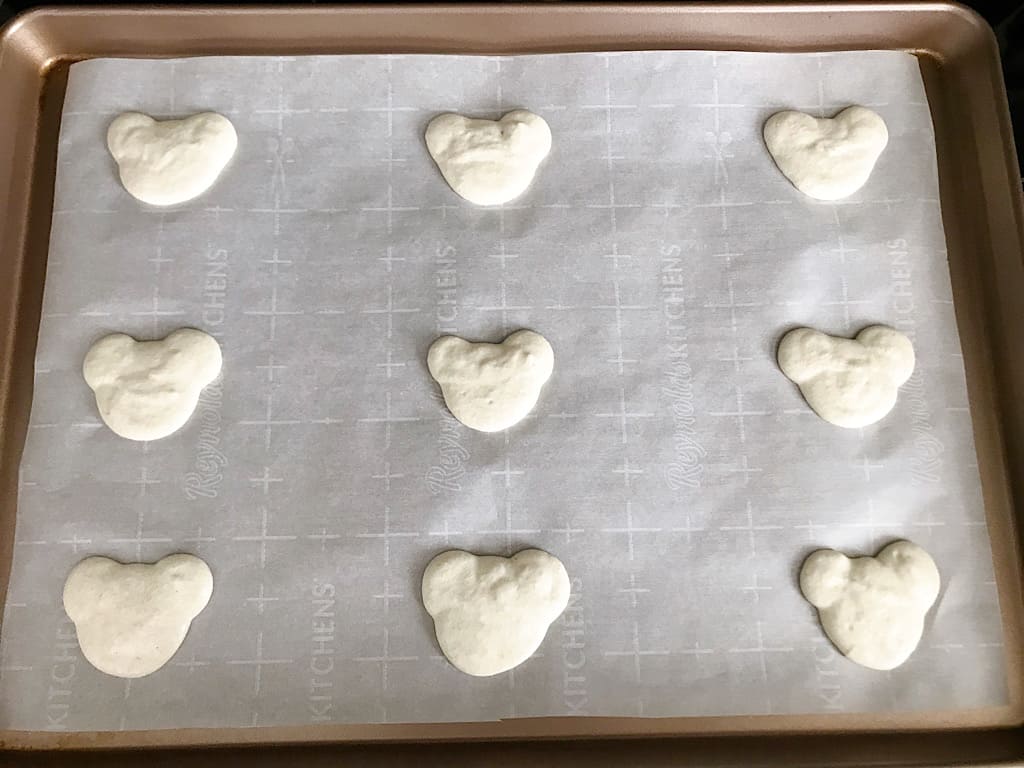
0, 51, 1006, 731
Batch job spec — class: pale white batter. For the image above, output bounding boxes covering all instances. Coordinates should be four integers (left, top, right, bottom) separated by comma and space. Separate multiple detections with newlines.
800, 540, 940, 670
763, 106, 888, 200
778, 325, 914, 428
107, 112, 238, 206
425, 110, 552, 206
63, 554, 213, 679
422, 549, 571, 677
427, 329, 554, 432
83, 328, 223, 441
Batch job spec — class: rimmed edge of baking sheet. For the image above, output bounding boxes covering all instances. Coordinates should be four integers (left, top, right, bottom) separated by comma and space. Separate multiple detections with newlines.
0, 3, 1022, 759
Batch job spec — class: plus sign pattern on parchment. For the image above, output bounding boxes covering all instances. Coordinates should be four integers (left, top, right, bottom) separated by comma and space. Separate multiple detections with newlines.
0, 51, 1006, 730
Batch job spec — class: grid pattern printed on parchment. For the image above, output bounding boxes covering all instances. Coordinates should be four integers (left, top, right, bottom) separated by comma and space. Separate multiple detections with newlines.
0, 51, 1008, 731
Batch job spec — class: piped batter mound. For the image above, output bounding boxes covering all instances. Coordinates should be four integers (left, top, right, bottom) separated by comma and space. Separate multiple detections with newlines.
83, 328, 223, 441
63, 554, 214, 678
763, 106, 888, 200
422, 549, 571, 677
107, 111, 237, 206
427, 329, 554, 432
425, 110, 552, 206
777, 325, 914, 428
800, 540, 940, 670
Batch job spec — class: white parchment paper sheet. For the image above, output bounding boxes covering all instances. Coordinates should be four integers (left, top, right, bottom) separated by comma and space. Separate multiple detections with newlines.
0, 51, 1007, 731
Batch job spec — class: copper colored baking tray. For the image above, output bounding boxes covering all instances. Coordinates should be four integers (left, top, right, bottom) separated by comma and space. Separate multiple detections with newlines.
1, 2, 1023, 764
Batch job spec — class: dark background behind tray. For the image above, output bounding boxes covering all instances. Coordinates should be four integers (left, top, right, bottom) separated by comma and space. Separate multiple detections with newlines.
1, 1, 1022, 176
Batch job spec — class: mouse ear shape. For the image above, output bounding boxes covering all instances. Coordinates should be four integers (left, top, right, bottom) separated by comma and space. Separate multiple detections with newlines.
777, 328, 837, 383
82, 333, 137, 387
165, 329, 222, 385
106, 112, 153, 160
876, 540, 941, 605
156, 554, 215, 618
62, 557, 116, 623
857, 325, 915, 386
422, 550, 477, 615
511, 549, 571, 624
503, 330, 555, 381
502, 111, 554, 159
835, 106, 889, 144
425, 113, 468, 157
427, 335, 471, 383
799, 549, 851, 608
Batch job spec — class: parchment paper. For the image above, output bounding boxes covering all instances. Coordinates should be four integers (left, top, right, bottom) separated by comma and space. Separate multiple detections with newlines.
0, 51, 1007, 731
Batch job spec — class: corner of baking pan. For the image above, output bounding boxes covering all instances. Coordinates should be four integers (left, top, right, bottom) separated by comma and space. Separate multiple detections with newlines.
0, 6, 67, 75
904, 1, 1000, 67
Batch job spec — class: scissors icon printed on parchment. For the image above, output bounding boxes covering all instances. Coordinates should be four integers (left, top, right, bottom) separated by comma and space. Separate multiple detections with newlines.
705, 130, 734, 184
267, 136, 299, 200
